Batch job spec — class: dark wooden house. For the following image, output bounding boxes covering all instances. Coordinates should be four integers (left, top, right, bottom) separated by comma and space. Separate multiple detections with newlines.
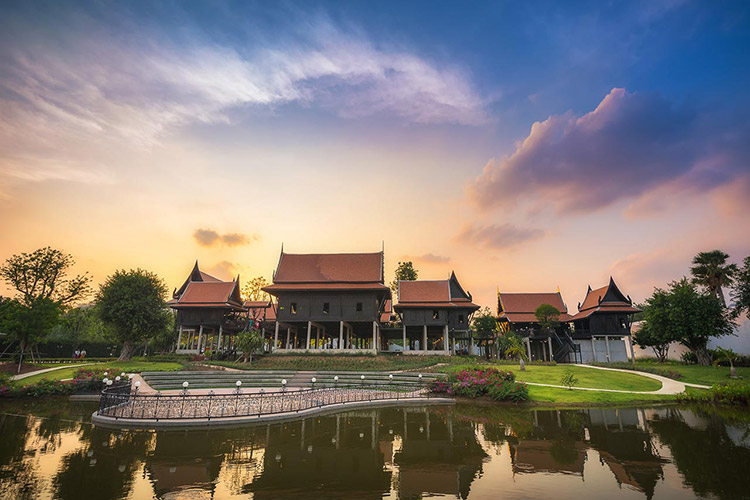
169, 262, 247, 355
262, 250, 391, 352
497, 291, 576, 362
569, 277, 640, 362
393, 272, 479, 355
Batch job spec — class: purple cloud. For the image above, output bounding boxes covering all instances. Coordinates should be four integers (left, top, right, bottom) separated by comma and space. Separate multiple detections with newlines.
468, 88, 749, 215
455, 223, 544, 249
193, 229, 257, 247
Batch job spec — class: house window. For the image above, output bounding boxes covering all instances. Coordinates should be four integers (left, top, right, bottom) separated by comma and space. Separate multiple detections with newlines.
433, 310, 439, 320
356, 302, 363, 312
291, 303, 297, 314
458, 314, 464, 324
323, 302, 330, 314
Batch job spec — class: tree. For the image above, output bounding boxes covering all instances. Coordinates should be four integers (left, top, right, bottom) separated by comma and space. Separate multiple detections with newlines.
712, 346, 739, 379
534, 304, 560, 333
633, 322, 671, 362
0, 247, 91, 371
690, 250, 737, 307
502, 332, 529, 371
731, 256, 750, 320
471, 306, 496, 333
642, 278, 735, 365
390, 261, 418, 296
96, 269, 171, 361
242, 276, 269, 302
236, 329, 264, 363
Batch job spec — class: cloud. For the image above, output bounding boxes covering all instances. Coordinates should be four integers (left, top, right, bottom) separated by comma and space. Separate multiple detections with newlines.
205, 261, 239, 281
193, 229, 256, 247
455, 223, 544, 249
405, 253, 451, 264
468, 88, 750, 216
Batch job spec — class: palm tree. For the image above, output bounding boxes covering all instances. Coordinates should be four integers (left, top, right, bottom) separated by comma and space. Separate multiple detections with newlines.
713, 346, 738, 379
690, 250, 737, 307
503, 335, 529, 371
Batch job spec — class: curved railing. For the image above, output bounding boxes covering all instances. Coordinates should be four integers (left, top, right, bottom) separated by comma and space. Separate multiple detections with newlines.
96, 381, 437, 421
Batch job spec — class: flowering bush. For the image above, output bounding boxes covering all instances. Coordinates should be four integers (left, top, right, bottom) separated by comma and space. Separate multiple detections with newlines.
430, 367, 528, 402
3, 367, 113, 398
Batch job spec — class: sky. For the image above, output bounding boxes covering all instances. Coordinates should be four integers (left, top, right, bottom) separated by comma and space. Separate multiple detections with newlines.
1, 0, 749, 320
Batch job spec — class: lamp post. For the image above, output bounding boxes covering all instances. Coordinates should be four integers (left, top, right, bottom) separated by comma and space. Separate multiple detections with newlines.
311, 377, 316, 390
389, 374, 393, 396
281, 379, 287, 393
134, 380, 141, 395
235, 380, 242, 394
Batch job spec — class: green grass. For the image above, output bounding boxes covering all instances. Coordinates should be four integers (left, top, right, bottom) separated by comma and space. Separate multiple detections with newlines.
439, 363, 662, 392
632, 361, 750, 387
16, 361, 183, 386
526, 385, 678, 406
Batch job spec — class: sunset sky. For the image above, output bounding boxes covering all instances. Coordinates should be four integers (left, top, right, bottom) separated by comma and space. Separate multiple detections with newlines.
1, 1, 749, 327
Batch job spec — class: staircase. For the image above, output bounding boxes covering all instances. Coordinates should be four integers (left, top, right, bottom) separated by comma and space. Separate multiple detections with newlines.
551, 332, 581, 364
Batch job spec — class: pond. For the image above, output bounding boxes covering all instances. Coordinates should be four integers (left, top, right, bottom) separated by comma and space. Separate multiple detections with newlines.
1, 398, 749, 500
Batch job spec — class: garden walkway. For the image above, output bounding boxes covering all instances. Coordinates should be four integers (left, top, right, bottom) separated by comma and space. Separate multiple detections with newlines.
11, 363, 94, 381
520, 364, 710, 395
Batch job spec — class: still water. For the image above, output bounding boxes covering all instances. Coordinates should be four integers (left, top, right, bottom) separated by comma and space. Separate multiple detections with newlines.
0, 398, 749, 500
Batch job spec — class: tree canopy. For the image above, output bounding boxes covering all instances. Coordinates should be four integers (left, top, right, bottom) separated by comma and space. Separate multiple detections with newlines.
534, 304, 560, 332
690, 250, 737, 307
96, 269, 171, 360
731, 256, 750, 320
471, 306, 497, 334
641, 278, 734, 365
390, 261, 418, 296
242, 276, 269, 302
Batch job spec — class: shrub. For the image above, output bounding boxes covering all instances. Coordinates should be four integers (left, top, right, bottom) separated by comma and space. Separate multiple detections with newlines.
680, 383, 750, 406
2, 367, 114, 398
560, 369, 578, 390
0, 372, 13, 396
431, 367, 528, 402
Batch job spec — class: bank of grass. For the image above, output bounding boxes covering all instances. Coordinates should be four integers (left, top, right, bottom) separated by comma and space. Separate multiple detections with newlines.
207, 353, 478, 372
16, 361, 183, 386
632, 362, 749, 387
525, 385, 679, 406
438, 363, 662, 392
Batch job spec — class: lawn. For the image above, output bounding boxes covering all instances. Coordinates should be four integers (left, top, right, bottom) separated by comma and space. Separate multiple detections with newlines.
16, 361, 183, 386
439, 363, 662, 392
526, 385, 679, 406
632, 362, 749, 387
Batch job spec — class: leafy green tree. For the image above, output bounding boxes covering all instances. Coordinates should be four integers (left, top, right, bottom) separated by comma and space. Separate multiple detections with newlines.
690, 250, 737, 307
390, 261, 418, 296
712, 346, 739, 379
642, 278, 734, 365
471, 306, 496, 333
633, 322, 671, 362
502, 332, 529, 371
242, 276, 269, 302
236, 329, 264, 363
560, 369, 578, 390
51, 305, 112, 345
731, 256, 750, 320
0, 247, 91, 371
534, 303, 560, 333
96, 269, 171, 361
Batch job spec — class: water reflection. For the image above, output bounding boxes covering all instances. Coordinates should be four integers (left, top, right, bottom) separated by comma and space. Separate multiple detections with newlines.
0, 398, 749, 499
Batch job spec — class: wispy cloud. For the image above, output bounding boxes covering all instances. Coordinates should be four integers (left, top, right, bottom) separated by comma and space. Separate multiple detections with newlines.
405, 253, 451, 264
455, 223, 544, 249
468, 88, 750, 216
193, 229, 257, 247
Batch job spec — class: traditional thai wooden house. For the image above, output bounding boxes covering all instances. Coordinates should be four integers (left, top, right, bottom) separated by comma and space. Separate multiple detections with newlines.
497, 290, 577, 362
393, 272, 480, 355
262, 250, 391, 352
169, 262, 247, 355
569, 277, 640, 363
244, 300, 278, 352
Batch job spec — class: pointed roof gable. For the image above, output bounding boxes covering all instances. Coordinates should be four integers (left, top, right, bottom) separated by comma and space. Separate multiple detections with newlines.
497, 291, 571, 323
170, 263, 245, 310
394, 272, 479, 310
173, 261, 221, 299
570, 277, 640, 320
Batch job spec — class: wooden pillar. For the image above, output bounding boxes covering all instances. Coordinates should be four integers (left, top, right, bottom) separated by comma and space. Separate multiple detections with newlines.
422, 325, 427, 352
372, 321, 377, 351
443, 325, 449, 353
315, 325, 320, 349
339, 321, 344, 350
218, 325, 223, 351
626, 335, 636, 364
469, 333, 475, 355
591, 337, 597, 363
524, 337, 531, 360
306, 321, 312, 350
177, 325, 183, 352
274, 322, 279, 352
402, 324, 407, 352
198, 325, 204, 353
548, 337, 553, 361
346, 325, 350, 349
286, 328, 291, 349
605, 335, 611, 362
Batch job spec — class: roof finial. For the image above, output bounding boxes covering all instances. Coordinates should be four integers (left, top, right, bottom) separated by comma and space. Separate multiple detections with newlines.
280, 242, 284, 254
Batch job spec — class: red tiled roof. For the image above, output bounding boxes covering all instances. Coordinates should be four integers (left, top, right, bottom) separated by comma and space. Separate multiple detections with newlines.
399, 281, 450, 303
579, 285, 609, 311
499, 292, 568, 314
569, 304, 641, 321
176, 281, 239, 306
500, 312, 573, 323
199, 271, 220, 282
395, 301, 478, 308
273, 252, 383, 283
243, 300, 271, 308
